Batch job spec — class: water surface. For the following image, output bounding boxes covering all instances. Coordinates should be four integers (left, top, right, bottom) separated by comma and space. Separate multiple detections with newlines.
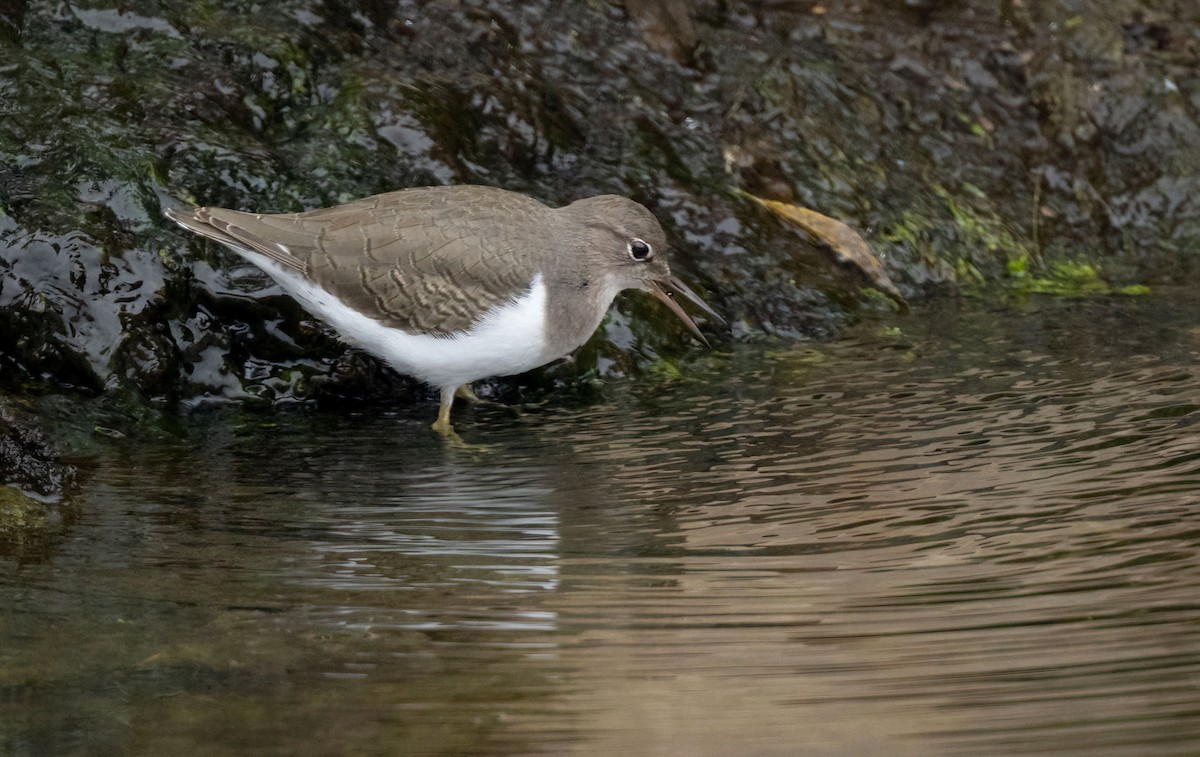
3, 290, 1199, 756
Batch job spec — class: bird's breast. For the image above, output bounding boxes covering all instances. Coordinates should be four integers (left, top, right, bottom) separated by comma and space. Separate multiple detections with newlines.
259, 260, 556, 388
372, 273, 555, 387
539, 272, 625, 359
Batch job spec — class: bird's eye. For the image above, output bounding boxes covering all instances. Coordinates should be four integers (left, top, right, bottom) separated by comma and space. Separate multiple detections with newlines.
628, 238, 653, 261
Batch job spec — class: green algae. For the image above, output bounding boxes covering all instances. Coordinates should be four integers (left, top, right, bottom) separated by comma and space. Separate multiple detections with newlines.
1008, 257, 1151, 297
939, 185, 1031, 272
0, 485, 52, 550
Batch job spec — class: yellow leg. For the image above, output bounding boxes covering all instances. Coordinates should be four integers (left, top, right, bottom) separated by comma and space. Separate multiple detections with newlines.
455, 385, 480, 403
430, 385, 492, 451
431, 386, 457, 438
453, 384, 521, 416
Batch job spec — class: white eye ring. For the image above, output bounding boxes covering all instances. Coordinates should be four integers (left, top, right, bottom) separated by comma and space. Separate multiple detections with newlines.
628, 238, 653, 261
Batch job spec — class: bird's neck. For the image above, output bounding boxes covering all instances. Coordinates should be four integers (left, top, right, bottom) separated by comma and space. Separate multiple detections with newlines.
540, 270, 624, 357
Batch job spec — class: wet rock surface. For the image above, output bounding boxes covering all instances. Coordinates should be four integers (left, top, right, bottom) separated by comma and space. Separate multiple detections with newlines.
0, 399, 76, 499
0, 0, 1196, 406
0, 397, 78, 558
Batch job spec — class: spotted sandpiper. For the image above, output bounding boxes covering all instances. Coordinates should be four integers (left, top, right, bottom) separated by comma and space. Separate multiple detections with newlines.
166, 185, 721, 437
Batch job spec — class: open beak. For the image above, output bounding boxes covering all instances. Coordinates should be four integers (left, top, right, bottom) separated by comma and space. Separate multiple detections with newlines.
649, 275, 724, 346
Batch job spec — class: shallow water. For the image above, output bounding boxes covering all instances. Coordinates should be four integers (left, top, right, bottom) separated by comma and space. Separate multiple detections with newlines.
3, 290, 1200, 756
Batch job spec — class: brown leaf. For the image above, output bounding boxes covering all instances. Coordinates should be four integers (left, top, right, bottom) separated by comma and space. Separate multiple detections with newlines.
740, 191, 907, 308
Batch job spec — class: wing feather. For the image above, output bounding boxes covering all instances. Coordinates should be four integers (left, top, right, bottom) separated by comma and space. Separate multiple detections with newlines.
167, 186, 555, 335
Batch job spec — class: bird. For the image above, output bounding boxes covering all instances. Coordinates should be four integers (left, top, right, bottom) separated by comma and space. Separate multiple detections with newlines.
165, 185, 721, 439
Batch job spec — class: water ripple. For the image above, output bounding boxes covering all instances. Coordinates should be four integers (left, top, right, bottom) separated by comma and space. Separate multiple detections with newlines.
2, 294, 1198, 754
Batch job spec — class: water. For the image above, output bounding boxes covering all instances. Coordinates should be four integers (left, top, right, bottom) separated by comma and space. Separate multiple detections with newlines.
2, 290, 1199, 756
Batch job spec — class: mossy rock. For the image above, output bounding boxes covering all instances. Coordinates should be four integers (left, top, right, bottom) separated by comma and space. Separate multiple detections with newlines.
1008, 257, 1151, 297
0, 485, 53, 550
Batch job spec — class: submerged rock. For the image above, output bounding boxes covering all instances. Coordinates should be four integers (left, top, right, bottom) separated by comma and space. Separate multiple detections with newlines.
0, 399, 76, 499
0, 398, 78, 558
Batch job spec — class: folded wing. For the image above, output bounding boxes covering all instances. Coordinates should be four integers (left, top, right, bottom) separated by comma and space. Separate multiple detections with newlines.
167, 187, 550, 335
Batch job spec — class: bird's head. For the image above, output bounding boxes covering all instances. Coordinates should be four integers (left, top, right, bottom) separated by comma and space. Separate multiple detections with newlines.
561, 195, 723, 344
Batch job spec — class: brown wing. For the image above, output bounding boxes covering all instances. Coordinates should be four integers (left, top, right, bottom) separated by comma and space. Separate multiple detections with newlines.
172, 186, 554, 335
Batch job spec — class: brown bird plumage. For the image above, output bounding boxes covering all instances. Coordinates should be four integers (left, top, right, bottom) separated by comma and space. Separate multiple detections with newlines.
166, 185, 721, 439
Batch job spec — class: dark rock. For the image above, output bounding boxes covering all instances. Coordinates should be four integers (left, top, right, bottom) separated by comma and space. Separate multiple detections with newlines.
0, 399, 76, 499
623, 0, 699, 65
0, 0, 1196, 409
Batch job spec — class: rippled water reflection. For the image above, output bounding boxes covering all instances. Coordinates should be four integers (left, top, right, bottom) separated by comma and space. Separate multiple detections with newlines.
3, 291, 1199, 755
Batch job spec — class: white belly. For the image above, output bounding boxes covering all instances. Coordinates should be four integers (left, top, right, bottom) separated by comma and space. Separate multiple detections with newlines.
250, 258, 551, 390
